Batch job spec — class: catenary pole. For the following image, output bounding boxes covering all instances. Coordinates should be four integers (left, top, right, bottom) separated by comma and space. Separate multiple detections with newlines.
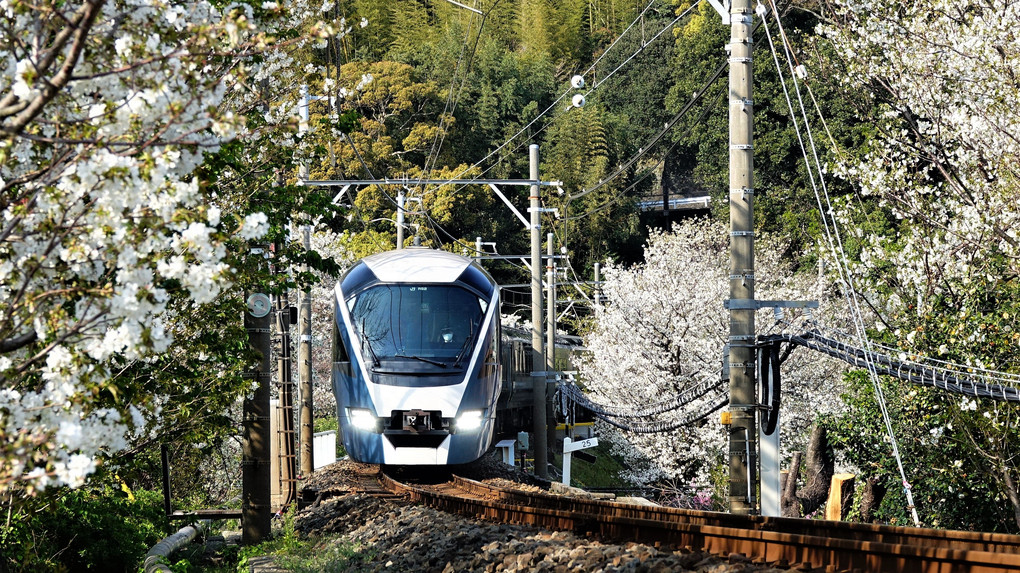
296, 85, 314, 476
547, 232, 556, 378
530, 144, 548, 479
547, 232, 556, 438
727, 0, 757, 514
396, 189, 405, 249
299, 225, 313, 477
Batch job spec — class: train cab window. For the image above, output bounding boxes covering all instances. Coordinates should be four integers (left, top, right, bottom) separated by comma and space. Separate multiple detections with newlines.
348, 284, 486, 368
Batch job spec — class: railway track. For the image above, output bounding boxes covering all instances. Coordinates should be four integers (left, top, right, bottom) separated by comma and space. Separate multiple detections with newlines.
377, 472, 1020, 573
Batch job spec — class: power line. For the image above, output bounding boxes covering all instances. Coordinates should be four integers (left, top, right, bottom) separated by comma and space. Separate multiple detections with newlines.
760, 0, 920, 524
442, 0, 705, 193
761, 330, 1020, 402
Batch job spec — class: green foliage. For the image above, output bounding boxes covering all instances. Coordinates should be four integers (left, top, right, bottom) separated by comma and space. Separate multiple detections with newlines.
823, 371, 1019, 532
1, 476, 168, 572
664, 1, 866, 259
227, 513, 374, 573
312, 417, 347, 459
314, 416, 338, 433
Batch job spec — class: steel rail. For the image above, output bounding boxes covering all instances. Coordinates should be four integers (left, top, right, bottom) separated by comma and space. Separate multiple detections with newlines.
446, 476, 1020, 555
377, 473, 1020, 573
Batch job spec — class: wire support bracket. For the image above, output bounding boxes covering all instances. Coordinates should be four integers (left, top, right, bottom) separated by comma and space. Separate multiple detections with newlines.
707, 0, 731, 23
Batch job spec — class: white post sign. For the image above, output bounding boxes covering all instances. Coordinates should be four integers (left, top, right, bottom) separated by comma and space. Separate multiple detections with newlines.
562, 437, 598, 486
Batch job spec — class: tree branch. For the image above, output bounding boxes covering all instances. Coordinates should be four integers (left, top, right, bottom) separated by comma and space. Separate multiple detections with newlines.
1, 0, 105, 135
0, 330, 38, 353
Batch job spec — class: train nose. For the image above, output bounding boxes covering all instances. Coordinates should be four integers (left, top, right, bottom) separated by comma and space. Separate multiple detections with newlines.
383, 409, 451, 450
401, 409, 439, 432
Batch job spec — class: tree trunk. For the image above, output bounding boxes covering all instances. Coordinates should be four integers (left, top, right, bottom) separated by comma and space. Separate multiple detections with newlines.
781, 451, 802, 517
1001, 465, 1020, 530
796, 424, 834, 516
859, 476, 887, 523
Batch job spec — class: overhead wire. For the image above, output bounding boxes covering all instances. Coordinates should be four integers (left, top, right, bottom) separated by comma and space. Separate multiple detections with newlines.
561, 13, 765, 229
416, 1, 705, 258
412, 1, 493, 246
561, 376, 724, 418
560, 378, 728, 433
793, 319, 1020, 388
760, 0, 920, 526
441, 0, 704, 191
580, 1, 703, 98
761, 330, 1020, 402
562, 80, 726, 219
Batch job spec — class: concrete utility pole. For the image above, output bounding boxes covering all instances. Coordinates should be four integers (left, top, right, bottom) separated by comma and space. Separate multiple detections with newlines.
726, 0, 757, 515
546, 232, 556, 383
242, 290, 272, 543
299, 226, 314, 477
546, 233, 557, 454
396, 190, 405, 249
530, 144, 548, 479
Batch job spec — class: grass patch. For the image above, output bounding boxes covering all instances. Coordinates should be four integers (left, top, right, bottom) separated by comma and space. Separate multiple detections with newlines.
273, 538, 376, 573
553, 440, 633, 489
313, 417, 338, 433
191, 513, 375, 573
312, 416, 347, 460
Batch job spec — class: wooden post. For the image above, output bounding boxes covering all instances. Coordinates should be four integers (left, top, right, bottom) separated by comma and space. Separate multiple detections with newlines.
825, 473, 856, 521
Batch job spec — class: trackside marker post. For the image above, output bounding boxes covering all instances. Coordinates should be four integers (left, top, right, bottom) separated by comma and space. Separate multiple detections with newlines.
562, 437, 599, 486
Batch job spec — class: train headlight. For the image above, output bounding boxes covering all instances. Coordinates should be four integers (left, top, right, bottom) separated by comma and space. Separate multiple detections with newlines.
348, 408, 378, 431
456, 410, 483, 432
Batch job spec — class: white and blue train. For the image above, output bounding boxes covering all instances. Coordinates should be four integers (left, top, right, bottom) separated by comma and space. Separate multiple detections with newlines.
331, 248, 508, 465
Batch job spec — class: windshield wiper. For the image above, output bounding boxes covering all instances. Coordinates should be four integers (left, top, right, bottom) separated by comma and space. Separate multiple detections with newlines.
394, 354, 447, 368
453, 333, 474, 368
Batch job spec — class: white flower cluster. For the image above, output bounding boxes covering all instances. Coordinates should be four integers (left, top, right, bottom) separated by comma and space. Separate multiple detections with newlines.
0, 0, 269, 491
573, 220, 849, 485
825, 0, 1020, 314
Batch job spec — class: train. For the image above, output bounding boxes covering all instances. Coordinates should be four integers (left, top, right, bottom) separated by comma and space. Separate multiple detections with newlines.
331, 247, 546, 465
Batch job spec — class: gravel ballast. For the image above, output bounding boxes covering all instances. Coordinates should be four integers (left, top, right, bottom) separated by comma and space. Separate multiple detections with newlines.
286, 459, 795, 573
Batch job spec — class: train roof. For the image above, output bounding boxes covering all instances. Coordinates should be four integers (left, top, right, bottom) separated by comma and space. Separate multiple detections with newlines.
340, 248, 497, 298
358, 248, 474, 283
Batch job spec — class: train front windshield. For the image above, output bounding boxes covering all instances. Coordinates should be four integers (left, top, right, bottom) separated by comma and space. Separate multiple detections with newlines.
349, 284, 486, 368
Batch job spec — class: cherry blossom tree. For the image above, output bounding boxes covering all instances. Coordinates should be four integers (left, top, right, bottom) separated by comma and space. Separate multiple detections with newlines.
821, 0, 1020, 529
0, 0, 297, 492
573, 219, 848, 487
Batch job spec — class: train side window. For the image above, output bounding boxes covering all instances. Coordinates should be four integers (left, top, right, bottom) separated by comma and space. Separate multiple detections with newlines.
332, 304, 350, 364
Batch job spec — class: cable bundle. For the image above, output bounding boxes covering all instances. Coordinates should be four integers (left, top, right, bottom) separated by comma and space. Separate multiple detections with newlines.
558, 378, 727, 433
